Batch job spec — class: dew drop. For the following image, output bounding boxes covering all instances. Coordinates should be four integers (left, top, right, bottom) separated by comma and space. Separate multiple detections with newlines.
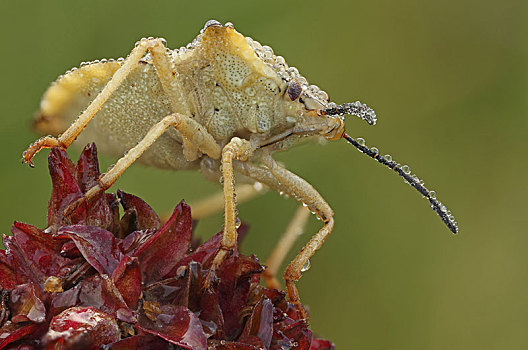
357, 137, 366, 146
219, 176, 224, 185
253, 182, 264, 191
429, 190, 437, 199
402, 165, 411, 174
235, 217, 241, 229
384, 154, 392, 162
370, 147, 379, 154
301, 259, 311, 272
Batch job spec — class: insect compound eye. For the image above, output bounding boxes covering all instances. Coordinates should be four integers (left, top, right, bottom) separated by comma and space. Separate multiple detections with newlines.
287, 81, 302, 101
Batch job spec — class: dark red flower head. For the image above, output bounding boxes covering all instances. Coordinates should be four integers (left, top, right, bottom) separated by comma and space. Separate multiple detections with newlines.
0, 144, 334, 349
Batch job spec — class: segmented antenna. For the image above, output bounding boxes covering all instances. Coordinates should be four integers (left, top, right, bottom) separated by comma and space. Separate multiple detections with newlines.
343, 133, 458, 234
322, 101, 377, 126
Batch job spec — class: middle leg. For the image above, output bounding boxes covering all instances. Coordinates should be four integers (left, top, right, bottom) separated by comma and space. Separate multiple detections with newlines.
64, 112, 220, 215
205, 137, 254, 286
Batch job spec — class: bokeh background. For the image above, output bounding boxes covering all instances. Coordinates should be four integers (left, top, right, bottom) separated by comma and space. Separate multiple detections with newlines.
0, 1, 526, 348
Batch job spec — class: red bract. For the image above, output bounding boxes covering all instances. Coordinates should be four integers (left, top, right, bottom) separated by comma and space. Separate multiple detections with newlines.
0, 144, 334, 349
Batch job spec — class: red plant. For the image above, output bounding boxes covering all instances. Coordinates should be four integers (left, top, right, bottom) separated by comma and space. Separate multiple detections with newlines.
0, 144, 334, 349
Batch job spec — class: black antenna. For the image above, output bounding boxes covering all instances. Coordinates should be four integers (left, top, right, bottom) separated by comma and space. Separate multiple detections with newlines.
322, 101, 377, 126
343, 133, 458, 234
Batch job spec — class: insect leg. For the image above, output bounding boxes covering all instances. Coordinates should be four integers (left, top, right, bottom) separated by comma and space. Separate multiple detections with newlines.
145, 38, 206, 161
260, 152, 335, 322
63, 113, 220, 216
23, 38, 167, 166
232, 161, 311, 289
205, 137, 254, 287
190, 183, 267, 220
263, 205, 311, 290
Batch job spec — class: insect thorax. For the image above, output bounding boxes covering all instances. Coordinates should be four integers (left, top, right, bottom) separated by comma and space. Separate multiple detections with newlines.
175, 23, 331, 145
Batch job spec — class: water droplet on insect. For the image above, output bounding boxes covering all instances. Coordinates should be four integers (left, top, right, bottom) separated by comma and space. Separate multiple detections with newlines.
253, 182, 264, 191
370, 147, 379, 154
357, 137, 366, 146
429, 191, 437, 199
235, 217, 241, 229
219, 176, 224, 185
384, 154, 392, 162
402, 165, 411, 174
301, 259, 311, 272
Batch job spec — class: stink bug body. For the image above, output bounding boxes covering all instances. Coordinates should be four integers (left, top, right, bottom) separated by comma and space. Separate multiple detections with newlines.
24, 20, 457, 320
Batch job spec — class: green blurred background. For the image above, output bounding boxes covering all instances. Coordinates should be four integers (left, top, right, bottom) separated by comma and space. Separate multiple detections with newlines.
0, 1, 526, 348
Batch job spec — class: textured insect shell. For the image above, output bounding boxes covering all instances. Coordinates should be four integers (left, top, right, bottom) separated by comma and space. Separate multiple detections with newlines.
33, 25, 306, 171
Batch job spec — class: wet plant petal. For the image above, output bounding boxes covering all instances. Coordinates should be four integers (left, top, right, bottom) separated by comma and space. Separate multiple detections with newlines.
137, 304, 207, 350
1, 144, 333, 348
217, 255, 264, 340
47, 148, 85, 228
10, 222, 71, 286
104, 334, 172, 350
238, 296, 274, 348
133, 202, 192, 284
0, 251, 16, 291
111, 256, 142, 309
75, 275, 134, 323
75, 144, 116, 231
0, 322, 45, 349
58, 225, 123, 276
9, 283, 46, 324
42, 307, 120, 349
309, 338, 335, 350
117, 191, 161, 233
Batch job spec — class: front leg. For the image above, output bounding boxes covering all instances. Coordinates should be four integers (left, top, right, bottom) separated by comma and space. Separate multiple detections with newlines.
205, 138, 254, 287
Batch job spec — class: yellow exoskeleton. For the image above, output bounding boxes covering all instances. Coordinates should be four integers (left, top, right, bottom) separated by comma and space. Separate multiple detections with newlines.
24, 20, 457, 320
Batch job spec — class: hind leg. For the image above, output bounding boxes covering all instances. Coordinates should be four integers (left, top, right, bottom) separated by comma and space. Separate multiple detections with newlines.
263, 205, 311, 290
23, 37, 198, 165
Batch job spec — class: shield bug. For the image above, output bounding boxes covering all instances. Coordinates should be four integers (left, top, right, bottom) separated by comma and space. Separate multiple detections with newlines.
23, 20, 457, 320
